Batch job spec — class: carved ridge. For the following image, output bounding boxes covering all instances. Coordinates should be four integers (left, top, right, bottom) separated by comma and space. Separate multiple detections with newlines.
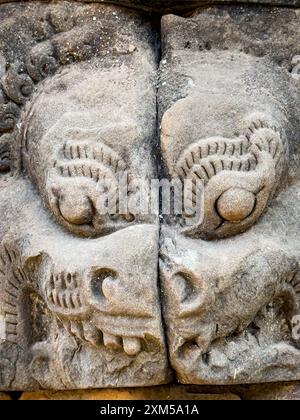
174, 116, 288, 239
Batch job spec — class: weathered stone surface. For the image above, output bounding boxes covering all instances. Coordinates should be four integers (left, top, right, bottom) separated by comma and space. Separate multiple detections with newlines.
159, 6, 300, 384
20, 385, 240, 399
1, 1, 300, 392
0, 1, 299, 13
0, 2, 170, 390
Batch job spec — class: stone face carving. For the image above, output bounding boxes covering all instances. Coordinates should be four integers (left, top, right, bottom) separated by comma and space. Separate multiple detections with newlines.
0, 2, 169, 390
159, 6, 300, 384
0, 1, 300, 389
22, 61, 157, 237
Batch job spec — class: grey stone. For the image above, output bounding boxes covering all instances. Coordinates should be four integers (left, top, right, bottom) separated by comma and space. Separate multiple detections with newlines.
159, 6, 300, 384
0, 2, 170, 390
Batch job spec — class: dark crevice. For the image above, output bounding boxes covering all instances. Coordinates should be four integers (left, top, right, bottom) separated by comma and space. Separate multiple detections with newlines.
152, 17, 177, 382
80, 1, 300, 17
7, 391, 22, 400
1, 1, 298, 18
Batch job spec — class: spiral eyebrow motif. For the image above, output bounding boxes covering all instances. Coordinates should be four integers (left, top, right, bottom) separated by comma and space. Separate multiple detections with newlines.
174, 116, 288, 239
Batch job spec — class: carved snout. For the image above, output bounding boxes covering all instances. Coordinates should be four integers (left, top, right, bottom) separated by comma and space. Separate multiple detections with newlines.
42, 266, 150, 356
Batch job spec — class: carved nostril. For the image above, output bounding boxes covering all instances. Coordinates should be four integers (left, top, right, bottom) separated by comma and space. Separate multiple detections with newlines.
58, 189, 93, 225
216, 188, 256, 223
90, 268, 117, 302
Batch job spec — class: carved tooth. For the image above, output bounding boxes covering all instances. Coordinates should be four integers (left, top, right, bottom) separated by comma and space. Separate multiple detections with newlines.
70, 321, 84, 341
75, 290, 82, 308
64, 291, 72, 309
66, 273, 72, 289
51, 289, 59, 306
122, 337, 142, 356
83, 322, 101, 347
60, 272, 66, 290
103, 333, 122, 350
61, 292, 68, 309
73, 273, 78, 288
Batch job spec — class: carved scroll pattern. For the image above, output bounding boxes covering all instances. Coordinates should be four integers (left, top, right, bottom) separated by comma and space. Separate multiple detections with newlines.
48, 139, 133, 236
175, 116, 289, 239
0, 13, 119, 174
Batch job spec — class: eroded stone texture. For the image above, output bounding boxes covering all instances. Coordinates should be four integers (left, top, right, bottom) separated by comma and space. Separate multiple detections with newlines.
0, 2, 170, 390
159, 6, 300, 384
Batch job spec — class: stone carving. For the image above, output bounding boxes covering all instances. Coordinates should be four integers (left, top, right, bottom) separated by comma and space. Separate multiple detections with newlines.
160, 231, 300, 383
0, 2, 168, 390
0, 1, 300, 390
292, 56, 300, 80
159, 6, 300, 384
174, 115, 288, 238
25, 122, 131, 236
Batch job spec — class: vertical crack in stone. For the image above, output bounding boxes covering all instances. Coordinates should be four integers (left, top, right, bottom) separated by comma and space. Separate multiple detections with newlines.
152, 17, 176, 381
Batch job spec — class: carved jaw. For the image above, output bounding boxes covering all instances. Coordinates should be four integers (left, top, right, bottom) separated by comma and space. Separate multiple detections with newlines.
160, 231, 300, 384
0, 219, 163, 360
42, 265, 156, 356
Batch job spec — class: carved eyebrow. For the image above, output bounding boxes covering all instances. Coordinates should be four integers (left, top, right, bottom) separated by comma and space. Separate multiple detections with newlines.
63, 123, 139, 139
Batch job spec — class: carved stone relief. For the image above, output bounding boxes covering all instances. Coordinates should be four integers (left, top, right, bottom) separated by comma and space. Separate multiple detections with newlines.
0, 2, 169, 390
159, 6, 300, 384
0, 1, 299, 389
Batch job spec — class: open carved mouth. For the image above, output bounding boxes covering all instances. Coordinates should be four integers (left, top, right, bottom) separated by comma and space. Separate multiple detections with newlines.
0, 222, 164, 375
43, 267, 147, 356
160, 240, 300, 383
175, 289, 300, 382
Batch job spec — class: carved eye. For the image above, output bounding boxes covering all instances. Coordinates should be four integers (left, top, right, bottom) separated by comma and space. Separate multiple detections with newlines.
216, 188, 256, 223
58, 188, 94, 226
173, 115, 287, 239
